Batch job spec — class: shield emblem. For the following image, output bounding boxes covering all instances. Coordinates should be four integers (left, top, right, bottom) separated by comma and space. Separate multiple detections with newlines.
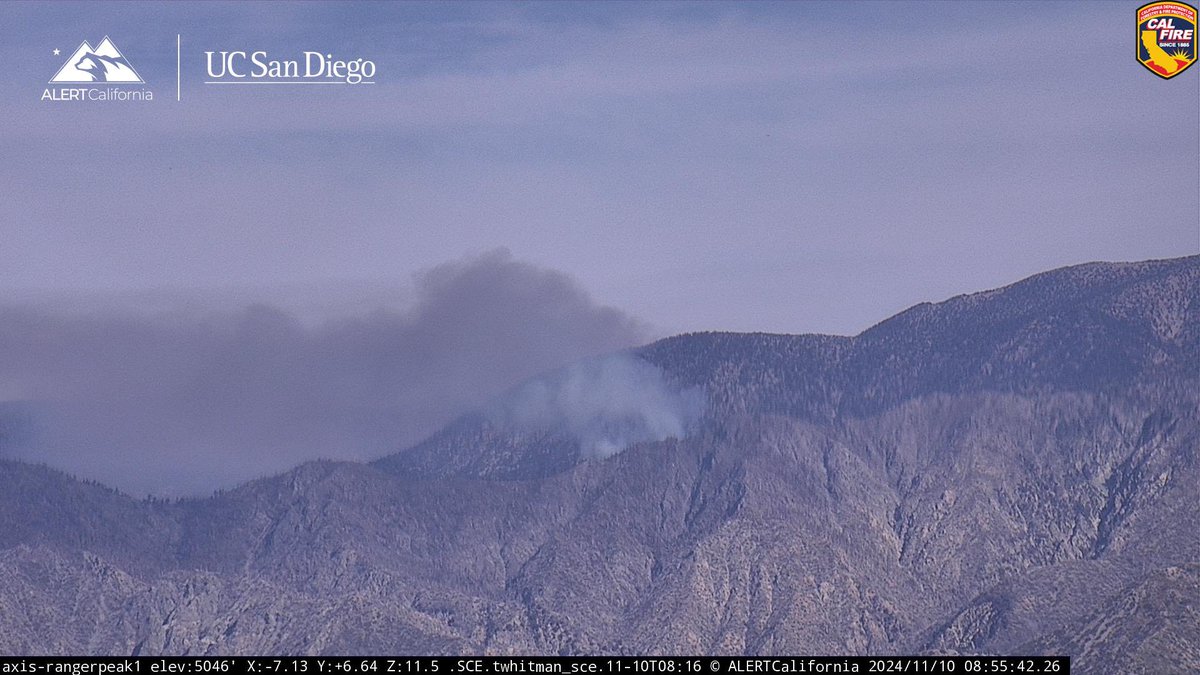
1137, 2, 1197, 79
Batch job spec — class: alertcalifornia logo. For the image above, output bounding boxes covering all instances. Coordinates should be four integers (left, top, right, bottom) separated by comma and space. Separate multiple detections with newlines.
37, 34, 381, 103
43, 36, 154, 102
1137, 2, 1197, 79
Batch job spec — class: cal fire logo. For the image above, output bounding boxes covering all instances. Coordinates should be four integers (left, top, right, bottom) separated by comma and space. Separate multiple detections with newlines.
50, 36, 144, 83
1137, 2, 1197, 79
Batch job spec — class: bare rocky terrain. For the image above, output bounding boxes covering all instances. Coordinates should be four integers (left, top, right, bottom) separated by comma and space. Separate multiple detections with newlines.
0, 256, 1196, 672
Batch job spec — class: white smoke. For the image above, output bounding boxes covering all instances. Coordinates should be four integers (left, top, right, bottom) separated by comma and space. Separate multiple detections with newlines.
489, 354, 705, 458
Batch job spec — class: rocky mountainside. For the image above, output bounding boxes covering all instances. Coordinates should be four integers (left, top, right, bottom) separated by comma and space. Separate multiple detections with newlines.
0, 256, 1196, 671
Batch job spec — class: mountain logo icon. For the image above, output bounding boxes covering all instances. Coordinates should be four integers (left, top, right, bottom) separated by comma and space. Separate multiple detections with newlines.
50, 37, 145, 83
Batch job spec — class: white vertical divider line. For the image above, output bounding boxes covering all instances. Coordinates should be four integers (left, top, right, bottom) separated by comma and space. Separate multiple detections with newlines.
176, 34, 181, 101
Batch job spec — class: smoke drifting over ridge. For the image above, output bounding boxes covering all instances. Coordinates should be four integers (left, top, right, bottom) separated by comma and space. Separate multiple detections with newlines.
0, 250, 646, 496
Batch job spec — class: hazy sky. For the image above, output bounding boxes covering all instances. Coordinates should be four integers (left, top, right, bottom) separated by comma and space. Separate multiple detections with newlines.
2, 0, 1195, 337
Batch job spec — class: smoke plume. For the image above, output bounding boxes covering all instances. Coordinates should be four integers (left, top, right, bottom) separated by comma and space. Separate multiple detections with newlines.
0, 250, 646, 496
488, 354, 705, 459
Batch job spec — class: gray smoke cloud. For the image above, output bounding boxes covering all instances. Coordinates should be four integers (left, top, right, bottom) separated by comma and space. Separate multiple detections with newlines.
0, 250, 646, 496
488, 354, 705, 459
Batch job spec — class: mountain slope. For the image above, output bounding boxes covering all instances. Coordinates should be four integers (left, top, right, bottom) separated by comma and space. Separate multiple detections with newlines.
0, 256, 1196, 668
